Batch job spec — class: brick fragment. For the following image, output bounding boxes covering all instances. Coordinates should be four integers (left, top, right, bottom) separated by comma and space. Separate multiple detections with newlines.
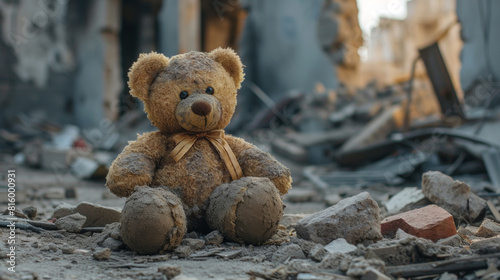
381, 205, 457, 241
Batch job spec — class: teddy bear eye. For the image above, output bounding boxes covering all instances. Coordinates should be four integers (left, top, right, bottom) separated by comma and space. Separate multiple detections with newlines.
205, 87, 214, 95
179, 91, 189, 99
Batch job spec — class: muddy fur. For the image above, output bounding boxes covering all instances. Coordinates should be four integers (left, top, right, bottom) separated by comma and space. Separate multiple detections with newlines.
106, 48, 292, 253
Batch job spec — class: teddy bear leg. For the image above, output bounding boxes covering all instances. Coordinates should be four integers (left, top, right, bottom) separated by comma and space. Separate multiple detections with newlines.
206, 177, 284, 244
120, 186, 186, 254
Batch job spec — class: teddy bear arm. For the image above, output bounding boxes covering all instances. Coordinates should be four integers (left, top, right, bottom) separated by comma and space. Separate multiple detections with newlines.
226, 136, 292, 195
106, 142, 157, 197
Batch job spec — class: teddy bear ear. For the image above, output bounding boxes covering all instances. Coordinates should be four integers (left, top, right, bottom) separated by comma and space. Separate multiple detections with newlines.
128, 52, 169, 101
209, 47, 244, 89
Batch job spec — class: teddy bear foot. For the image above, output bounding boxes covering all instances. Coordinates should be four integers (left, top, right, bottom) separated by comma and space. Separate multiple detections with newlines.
120, 186, 186, 254
206, 177, 284, 244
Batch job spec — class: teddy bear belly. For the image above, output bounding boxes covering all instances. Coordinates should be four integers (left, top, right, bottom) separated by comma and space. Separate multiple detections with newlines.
151, 145, 232, 208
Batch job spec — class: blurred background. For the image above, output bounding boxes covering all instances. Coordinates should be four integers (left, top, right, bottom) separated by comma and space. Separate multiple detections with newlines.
0, 0, 499, 204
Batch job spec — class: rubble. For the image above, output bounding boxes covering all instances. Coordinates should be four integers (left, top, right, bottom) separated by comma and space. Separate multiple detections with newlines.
296, 192, 382, 245
92, 247, 111, 261
381, 205, 457, 241
324, 238, 357, 254
74, 202, 121, 227
475, 219, 500, 238
204, 231, 224, 246
422, 171, 487, 222
272, 244, 307, 263
55, 213, 87, 233
101, 237, 124, 251
384, 187, 428, 214
158, 265, 182, 279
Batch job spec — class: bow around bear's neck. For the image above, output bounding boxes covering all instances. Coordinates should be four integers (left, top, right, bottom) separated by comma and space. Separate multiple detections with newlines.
169, 129, 243, 180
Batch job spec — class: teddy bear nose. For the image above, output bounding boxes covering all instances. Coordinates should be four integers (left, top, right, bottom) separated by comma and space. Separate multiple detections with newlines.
191, 100, 212, 116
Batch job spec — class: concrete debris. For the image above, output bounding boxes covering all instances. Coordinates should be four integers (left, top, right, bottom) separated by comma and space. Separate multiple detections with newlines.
75, 202, 121, 227
101, 237, 124, 251
181, 238, 205, 251
204, 231, 224, 246
361, 267, 391, 280
55, 213, 87, 233
324, 238, 357, 254
175, 246, 194, 258
52, 203, 77, 219
384, 187, 428, 214
296, 192, 382, 245
22, 206, 38, 219
158, 265, 182, 280
381, 205, 457, 241
436, 235, 463, 247
272, 244, 307, 263
346, 257, 386, 278
280, 214, 310, 230
474, 219, 500, 238
308, 244, 326, 262
470, 237, 500, 252
92, 247, 111, 261
422, 171, 487, 222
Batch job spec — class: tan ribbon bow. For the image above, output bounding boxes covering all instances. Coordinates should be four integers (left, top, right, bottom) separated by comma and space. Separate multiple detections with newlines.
169, 130, 243, 180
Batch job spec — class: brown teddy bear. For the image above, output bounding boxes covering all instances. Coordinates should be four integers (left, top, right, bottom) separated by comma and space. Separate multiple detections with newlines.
106, 48, 292, 254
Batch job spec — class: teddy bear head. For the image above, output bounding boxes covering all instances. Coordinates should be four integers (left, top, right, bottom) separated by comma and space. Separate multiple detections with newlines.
127, 48, 244, 133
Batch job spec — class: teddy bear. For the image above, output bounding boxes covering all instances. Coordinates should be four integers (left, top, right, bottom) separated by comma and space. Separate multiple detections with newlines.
105, 48, 292, 254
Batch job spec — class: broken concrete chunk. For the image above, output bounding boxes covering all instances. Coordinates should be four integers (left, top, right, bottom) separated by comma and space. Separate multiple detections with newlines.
22, 206, 37, 219
324, 238, 357, 254
280, 214, 309, 229
102, 237, 124, 251
381, 205, 457, 241
272, 244, 307, 263
205, 231, 224, 246
361, 267, 391, 280
346, 257, 386, 278
52, 203, 76, 219
158, 265, 181, 279
308, 244, 326, 262
385, 187, 427, 214
75, 201, 121, 227
181, 238, 205, 250
470, 236, 500, 252
437, 234, 462, 247
296, 192, 382, 245
92, 247, 111, 261
422, 171, 486, 222
474, 219, 500, 238
55, 213, 87, 233
175, 246, 193, 258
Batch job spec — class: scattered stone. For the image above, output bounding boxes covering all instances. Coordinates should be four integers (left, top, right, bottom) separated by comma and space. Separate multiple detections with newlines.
175, 246, 194, 258
365, 244, 415, 266
40, 244, 58, 252
285, 188, 318, 203
457, 226, 477, 237
3, 208, 29, 219
475, 219, 500, 238
181, 238, 205, 250
422, 171, 486, 222
43, 187, 66, 199
158, 265, 181, 279
292, 238, 317, 256
324, 238, 357, 254
385, 187, 428, 214
75, 202, 121, 227
55, 213, 87, 233
280, 214, 309, 229
319, 253, 350, 270
61, 245, 75, 254
395, 228, 415, 240
92, 247, 111, 261
324, 193, 342, 206
296, 192, 382, 245
470, 236, 500, 252
102, 237, 124, 251
205, 231, 224, 245
185, 231, 198, 239
346, 257, 386, 278
381, 205, 457, 241
215, 249, 242, 259
52, 203, 76, 219
437, 234, 462, 247
272, 244, 307, 263
22, 206, 38, 219
361, 267, 391, 280
308, 244, 326, 262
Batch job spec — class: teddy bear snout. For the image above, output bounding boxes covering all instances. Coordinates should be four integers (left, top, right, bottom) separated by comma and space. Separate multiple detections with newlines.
191, 100, 212, 116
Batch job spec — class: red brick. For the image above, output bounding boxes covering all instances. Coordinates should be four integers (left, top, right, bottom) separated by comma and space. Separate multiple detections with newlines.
381, 205, 457, 242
